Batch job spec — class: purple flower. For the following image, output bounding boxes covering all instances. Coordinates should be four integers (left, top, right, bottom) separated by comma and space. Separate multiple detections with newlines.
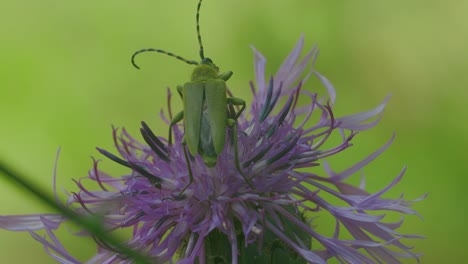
1, 36, 424, 263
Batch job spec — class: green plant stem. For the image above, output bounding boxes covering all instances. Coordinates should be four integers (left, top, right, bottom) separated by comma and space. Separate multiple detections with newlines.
0, 160, 153, 264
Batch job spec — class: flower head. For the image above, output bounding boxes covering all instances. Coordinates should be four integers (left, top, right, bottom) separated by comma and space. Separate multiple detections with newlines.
1, 36, 424, 263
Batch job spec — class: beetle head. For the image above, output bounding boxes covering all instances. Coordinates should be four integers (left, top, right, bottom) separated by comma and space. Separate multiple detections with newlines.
201, 58, 219, 71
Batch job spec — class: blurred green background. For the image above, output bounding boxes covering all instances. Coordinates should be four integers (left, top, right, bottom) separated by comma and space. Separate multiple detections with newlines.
1, 0, 466, 263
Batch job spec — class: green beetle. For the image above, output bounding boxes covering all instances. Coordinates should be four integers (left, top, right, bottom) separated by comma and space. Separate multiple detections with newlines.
131, 0, 251, 191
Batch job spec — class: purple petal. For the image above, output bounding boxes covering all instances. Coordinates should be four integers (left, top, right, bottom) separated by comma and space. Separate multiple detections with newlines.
314, 70, 336, 105
0, 214, 64, 231
336, 95, 391, 130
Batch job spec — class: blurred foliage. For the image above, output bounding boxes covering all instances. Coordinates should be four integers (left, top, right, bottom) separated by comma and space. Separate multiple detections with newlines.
1, 0, 466, 263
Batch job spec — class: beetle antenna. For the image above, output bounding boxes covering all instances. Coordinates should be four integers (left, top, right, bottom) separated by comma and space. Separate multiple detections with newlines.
131, 48, 199, 69
196, 0, 205, 59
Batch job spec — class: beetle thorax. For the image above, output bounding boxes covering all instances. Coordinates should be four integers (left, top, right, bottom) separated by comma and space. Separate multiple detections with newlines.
191, 60, 219, 82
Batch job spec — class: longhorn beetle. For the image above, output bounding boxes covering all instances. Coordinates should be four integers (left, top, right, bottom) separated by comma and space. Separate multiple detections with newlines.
131, 0, 251, 193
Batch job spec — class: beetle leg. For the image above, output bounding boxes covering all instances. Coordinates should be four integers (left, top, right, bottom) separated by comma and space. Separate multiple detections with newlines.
227, 118, 254, 189
176, 85, 184, 99
178, 139, 194, 198
217, 71, 233, 81
227, 103, 236, 121
169, 111, 184, 145
227, 97, 246, 120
